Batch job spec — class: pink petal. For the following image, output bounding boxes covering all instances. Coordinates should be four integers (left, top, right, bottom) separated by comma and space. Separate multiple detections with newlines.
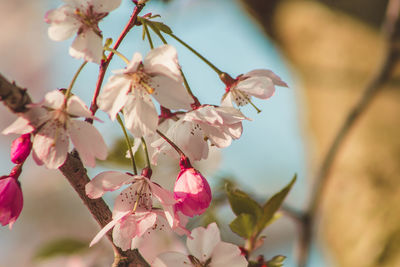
135, 212, 157, 237
32, 121, 69, 169
243, 69, 288, 87
210, 242, 248, 267
125, 53, 142, 73
46, 5, 79, 41
2, 117, 33, 135
143, 45, 182, 81
43, 90, 65, 110
66, 95, 93, 118
90, 210, 129, 247
123, 91, 158, 138
151, 75, 192, 110
69, 30, 103, 64
91, 0, 121, 12
235, 76, 275, 99
112, 213, 138, 251
85, 171, 134, 199
97, 75, 130, 120
187, 223, 220, 262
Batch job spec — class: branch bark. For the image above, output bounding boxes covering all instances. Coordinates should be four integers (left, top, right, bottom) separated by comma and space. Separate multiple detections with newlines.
0, 75, 149, 267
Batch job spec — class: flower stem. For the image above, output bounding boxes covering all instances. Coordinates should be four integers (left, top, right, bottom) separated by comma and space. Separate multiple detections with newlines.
167, 33, 223, 75
104, 47, 130, 65
65, 61, 87, 100
141, 137, 151, 168
156, 129, 185, 157
117, 113, 138, 175
143, 22, 154, 49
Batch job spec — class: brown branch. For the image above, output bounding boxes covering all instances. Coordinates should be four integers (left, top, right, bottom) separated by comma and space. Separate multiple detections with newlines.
296, 0, 400, 266
0, 76, 149, 267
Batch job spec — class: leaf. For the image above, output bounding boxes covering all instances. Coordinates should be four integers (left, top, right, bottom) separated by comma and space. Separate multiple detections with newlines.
256, 174, 297, 233
229, 213, 256, 239
99, 137, 145, 168
266, 255, 286, 267
34, 238, 88, 261
225, 182, 262, 219
146, 20, 173, 34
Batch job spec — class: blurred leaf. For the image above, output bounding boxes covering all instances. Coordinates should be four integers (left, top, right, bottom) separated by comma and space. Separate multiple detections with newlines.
34, 238, 88, 261
146, 19, 173, 34
229, 213, 257, 239
256, 174, 296, 233
266, 255, 286, 267
99, 137, 145, 168
225, 182, 262, 219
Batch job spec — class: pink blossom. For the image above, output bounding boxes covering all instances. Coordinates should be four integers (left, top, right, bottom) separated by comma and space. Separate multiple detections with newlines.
86, 170, 190, 250
221, 69, 288, 107
10, 133, 32, 164
0, 170, 23, 229
153, 223, 248, 267
174, 157, 211, 217
97, 45, 193, 138
2, 90, 108, 169
45, 0, 121, 63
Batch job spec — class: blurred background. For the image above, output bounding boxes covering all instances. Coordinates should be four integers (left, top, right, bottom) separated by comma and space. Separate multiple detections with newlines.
0, 0, 399, 266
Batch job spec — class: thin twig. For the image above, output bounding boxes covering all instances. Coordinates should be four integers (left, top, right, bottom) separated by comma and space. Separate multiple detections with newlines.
86, 3, 145, 123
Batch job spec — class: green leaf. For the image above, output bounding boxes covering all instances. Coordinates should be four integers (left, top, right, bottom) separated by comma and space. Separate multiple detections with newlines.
225, 182, 262, 219
257, 174, 297, 233
266, 255, 286, 267
229, 213, 257, 238
146, 20, 173, 34
99, 137, 145, 168
34, 238, 88, 261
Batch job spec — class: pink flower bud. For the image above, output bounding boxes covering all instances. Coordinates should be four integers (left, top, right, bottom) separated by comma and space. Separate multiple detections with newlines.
173, 157, 212, 217
0, 176, 23, 229
10, 134, 31, 164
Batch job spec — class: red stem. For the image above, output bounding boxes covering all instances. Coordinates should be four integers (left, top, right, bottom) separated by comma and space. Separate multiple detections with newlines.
86, 3, 145, 123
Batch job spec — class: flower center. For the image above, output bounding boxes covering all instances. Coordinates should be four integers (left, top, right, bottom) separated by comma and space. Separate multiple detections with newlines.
74, 5, 107, 36
129, 71, 155, 95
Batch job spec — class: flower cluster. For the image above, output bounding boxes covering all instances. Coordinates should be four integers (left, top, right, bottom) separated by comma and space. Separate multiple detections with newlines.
1, 0, 289, 264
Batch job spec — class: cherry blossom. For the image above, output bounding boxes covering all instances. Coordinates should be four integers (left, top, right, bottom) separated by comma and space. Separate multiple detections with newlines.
221, 70, 288, 107
10, 134, 32, 164
86, 170, 190, 251
153, 222, 248, 267
97, 45, 193, 138
0, 166, 24, 229
2, 90, 108, 169
45, 0, 122, 64
152, 105, 248, 161
174, 157, 211, 217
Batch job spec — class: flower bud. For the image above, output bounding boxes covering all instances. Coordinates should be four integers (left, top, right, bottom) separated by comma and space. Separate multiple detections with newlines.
0, 176, 23, 229
173, 157, 211, 217
10, 134, 31, 164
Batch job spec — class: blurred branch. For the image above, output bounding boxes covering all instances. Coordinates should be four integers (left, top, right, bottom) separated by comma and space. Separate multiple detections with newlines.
298, 0, 400, 266
0, 75, 149, 267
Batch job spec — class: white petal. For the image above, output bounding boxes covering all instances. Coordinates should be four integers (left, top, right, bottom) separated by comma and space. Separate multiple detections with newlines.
135, 212, 157, 237
33, 121, 69, 169
2, 117, 33, 135
90, 210, 130, 247
68, 120, 108, 167
45, 5, 80, 41
85, 171, 134, 199
43, 90, 65, 110
91, 0, 121, 12
149, 182, 176, 206
235, 76, 275, 99
97, 75, 131, 120
66, 95, 92, 118
201, 124, 232, 148
69, 30, 103, 64
125, 53, 142, 73
123, 91, 158, 138
151, 75, 192, 110
214, 106, 247, 124
113, 214, 138, 251
210, 242, 247, 267
220, 92, 235, 107
187, 223, 220, 262
144, 45, 182, 81
153, 252, 191, 267
243, 69, 288, 87
113, 186, 137, 217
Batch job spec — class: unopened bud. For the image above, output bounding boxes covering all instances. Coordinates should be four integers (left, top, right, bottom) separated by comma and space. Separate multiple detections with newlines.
10, 134, 31, 164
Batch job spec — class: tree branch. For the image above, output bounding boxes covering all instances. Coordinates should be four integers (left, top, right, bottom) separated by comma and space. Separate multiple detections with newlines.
0, 75, 149, 267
